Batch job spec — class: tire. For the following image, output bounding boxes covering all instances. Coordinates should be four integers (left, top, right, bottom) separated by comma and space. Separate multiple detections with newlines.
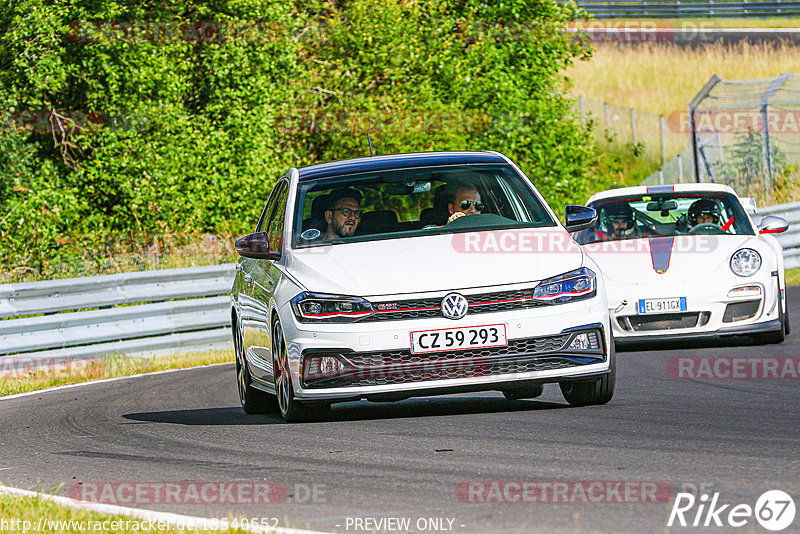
272, 319, 331, 423
784, 292, 791, 336
234, 315, 275, 414
502, 384, 544, 400
758, 298, 786, 344
559, 337, 616, 407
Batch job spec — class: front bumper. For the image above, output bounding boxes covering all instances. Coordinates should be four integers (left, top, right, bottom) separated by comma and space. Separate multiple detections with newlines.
608, 271, 782, 344
615, 318, 782, 345
280, 300, 611, 402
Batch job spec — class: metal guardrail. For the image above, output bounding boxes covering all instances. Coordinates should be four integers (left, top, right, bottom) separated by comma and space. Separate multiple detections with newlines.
570, 0, 800, 17
0, 264, 235, 373
757, 201, 800, 270
1, 208, 798, 374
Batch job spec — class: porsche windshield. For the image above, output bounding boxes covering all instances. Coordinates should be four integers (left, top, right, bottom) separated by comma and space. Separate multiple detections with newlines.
292, 165, 556, 247
573, 192, 755, 245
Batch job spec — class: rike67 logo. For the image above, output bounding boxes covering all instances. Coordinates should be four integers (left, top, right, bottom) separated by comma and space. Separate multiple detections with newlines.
668, 490, 796, 531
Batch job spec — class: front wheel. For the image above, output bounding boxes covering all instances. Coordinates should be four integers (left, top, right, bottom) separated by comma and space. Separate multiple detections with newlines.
234, 316, 275, 414
560, 337, 616, 407
273, 319, 330, 423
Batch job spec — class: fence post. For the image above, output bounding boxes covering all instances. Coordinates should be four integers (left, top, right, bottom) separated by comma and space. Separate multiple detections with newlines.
758, 74, 790, 195
631, 108, 637, 147
604, 102, 610, 130
687, 75, 722, 183
579, 96, 585, 126
660, 115, 667, 165
677, 154, 684, 183
658, 169, 664, 185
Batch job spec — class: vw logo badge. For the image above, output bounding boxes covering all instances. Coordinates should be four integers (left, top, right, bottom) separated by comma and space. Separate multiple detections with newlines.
441, 293, 469, 320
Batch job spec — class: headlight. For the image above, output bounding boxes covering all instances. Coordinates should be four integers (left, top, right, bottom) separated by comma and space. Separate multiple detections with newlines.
730, 248, 762, 277
532, 267, 596, 304
291, 292, 374, 322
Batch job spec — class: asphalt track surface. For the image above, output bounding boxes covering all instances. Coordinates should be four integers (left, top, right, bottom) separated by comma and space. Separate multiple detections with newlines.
2, 288, 799, 534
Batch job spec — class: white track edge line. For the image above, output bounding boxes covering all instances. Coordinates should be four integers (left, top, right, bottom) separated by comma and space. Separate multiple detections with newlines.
0, 485, 334, 534
0, 362, 235, 403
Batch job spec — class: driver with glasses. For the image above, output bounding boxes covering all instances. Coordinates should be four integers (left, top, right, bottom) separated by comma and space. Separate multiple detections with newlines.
323, 188, 363, 240
447, 185, 485, 223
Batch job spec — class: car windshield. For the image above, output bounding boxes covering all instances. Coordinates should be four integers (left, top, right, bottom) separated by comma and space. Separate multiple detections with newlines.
292, 164, 556, 247
573, 192, 755, 245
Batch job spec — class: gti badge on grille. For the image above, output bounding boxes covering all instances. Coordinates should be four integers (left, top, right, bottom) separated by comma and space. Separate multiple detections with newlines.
441, 293, 469, 320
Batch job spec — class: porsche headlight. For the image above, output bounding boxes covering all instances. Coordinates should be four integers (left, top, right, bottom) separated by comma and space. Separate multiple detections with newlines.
532, 267, 597, 304
730, 248, 762, 277
291, 292, 374, 322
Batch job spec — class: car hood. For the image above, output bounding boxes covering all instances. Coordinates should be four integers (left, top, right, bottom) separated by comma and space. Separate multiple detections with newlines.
286, 228, 584, 297
582, 234, 769, 282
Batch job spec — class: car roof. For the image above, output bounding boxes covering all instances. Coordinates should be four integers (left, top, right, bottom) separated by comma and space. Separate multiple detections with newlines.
296, 151, 509, 181
586, 183, 739, 205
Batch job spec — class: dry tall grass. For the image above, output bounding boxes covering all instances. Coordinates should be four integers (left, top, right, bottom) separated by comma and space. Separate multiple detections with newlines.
566, 41, 800, 115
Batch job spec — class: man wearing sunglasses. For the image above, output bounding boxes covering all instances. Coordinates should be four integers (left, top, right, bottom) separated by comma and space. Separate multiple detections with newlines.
447, 186, 484, 224
323, 188, 363, 240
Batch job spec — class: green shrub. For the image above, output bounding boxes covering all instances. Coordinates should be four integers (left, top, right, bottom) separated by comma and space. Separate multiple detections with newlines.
0, 0, 622, 271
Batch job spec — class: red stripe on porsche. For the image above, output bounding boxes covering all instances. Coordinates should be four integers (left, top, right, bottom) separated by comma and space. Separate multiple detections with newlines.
649, 237, 674, 274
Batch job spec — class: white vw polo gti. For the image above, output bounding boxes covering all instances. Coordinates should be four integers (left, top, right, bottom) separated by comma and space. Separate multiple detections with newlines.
231, 151, 614, 421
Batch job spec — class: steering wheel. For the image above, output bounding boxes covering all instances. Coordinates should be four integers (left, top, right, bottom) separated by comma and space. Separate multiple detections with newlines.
688, 223, 724, 235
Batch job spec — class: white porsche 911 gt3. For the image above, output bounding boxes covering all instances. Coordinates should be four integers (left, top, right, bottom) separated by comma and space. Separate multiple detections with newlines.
573, 183, 789, 345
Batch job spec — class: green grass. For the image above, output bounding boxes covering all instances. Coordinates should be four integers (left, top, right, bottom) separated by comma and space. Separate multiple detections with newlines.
567, 41, 800, 118
0, 350, 234, 398
787, 268, 800, 287
2, 250, 238, 284
0, 492, 263, 533
567, 40, 800, 197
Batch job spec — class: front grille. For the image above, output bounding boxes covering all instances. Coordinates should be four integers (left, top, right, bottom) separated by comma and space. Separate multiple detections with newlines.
622, 313, 701, 332
345, 334, 571, 367
302, 332, 604, 389
723, 300, 760, 323
316, 357, 582, 388
364, 288, 546, 322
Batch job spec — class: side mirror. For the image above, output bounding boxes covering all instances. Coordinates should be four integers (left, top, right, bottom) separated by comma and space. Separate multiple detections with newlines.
565, 205, 597, 233
235, 232, 281, 260
757, 215, 788, 235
